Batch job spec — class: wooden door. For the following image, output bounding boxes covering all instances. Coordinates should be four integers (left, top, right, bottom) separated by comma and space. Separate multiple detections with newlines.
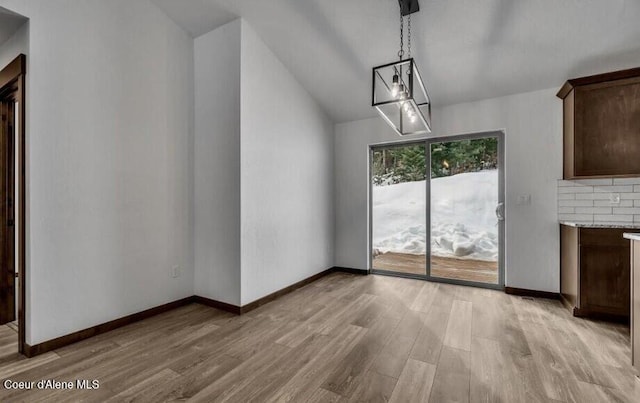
0, 100, 15, 325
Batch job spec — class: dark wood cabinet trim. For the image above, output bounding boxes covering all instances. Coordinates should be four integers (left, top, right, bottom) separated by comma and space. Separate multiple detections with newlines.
562, 91, 575, 179
504, 287, 559, 300
558, 66, 640, 179
556, 66, 640, 99
563, 173, 640, 180
572, 306, 629, 324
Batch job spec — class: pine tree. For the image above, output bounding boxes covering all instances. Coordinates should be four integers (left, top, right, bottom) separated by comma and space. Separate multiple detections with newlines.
372, 138, 497, 185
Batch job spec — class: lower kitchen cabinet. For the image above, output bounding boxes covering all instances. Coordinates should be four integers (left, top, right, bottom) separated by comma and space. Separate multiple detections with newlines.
560, 225, 630, 322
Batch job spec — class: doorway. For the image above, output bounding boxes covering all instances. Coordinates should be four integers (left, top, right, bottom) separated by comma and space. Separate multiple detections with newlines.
369, 131, 505, 289
0, 54, 26, 354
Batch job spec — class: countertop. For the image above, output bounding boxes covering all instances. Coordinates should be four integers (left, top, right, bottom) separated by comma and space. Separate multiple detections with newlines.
623, 233, 640, 241
559, 221, 640, 229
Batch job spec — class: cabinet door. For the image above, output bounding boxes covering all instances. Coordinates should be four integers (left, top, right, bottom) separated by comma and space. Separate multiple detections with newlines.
580, 244, 630, 316
574, 78, 640, 177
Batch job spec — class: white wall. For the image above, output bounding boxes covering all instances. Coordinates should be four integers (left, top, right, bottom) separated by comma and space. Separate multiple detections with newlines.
2, 4, 335, 345
335, 88, 563, 292
193, 20, 242, 306
193, 20, 334, 307
239, 21, 335, 305
0, 0, 195, 345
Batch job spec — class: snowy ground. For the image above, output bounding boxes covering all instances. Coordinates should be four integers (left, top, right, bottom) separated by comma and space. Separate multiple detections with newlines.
372, 170, 498, 261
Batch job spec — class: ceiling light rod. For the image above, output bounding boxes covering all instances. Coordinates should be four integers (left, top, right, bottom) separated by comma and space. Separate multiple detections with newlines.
399, 0, 420, 16
371, 0, 431, 136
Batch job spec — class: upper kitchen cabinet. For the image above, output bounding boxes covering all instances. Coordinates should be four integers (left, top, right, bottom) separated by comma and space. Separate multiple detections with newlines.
557, 68, 640, 179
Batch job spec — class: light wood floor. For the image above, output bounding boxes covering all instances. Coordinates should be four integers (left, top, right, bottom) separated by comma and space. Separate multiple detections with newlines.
0, 324, 18, 366
373, 252, 498, 284
0, 272, 638, 402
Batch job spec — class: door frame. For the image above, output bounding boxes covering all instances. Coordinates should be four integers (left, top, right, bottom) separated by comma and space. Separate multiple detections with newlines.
368, 130, 506, 290
0, 54, 26, 354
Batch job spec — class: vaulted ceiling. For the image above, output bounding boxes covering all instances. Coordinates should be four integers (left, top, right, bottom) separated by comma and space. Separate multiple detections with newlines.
152, 0, 640, 123
0, 6, 27, 48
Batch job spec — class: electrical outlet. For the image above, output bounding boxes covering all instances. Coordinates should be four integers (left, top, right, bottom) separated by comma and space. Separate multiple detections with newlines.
171, 265, 180, 278
609, 193, 621, 204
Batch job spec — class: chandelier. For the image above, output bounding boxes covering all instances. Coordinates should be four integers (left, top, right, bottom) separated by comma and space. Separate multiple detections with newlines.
372, 0, 431, 135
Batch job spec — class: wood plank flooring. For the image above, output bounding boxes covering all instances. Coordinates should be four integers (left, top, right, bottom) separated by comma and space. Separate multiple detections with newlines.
0, 272, 639, 402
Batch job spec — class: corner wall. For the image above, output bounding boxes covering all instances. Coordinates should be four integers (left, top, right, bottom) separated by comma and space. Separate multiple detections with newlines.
193, 19, 335, 307
335, 88, 562, 292
193, 20, 242, 306
0, 0, 195, 345
239, 21, 335, 306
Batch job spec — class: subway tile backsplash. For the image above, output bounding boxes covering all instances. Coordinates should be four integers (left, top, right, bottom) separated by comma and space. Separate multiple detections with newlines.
558, 178, 640, 223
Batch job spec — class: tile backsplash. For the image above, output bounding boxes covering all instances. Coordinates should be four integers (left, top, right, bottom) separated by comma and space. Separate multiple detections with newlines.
558, 178, 640, 223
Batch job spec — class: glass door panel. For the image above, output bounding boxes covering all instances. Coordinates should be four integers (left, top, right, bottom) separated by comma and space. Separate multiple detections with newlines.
428, 137, 502, 285
371, 143, 427, 277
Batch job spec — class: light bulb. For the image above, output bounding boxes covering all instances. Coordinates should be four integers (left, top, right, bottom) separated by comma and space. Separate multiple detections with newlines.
407, 107, 416, 123
391, 74, 399, 98
398, 84, 406, 100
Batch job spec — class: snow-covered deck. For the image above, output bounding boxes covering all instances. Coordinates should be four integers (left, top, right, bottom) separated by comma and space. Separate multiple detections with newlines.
372, 252, 498, 284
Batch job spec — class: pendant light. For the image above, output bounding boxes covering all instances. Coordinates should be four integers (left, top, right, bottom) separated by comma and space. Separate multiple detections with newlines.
372, 0, 431, 135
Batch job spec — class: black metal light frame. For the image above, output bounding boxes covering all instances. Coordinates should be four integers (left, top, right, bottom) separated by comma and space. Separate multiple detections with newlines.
372, 58, 432, 136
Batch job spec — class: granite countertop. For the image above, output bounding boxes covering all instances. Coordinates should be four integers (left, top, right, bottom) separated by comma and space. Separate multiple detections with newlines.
623, 233, 640, 241
559, 221, 640, 229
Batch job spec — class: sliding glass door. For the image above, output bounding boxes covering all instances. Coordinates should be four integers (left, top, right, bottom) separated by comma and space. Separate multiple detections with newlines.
428, 135, 503, 286
370, 131, 505, 289
370, 142, 427, 276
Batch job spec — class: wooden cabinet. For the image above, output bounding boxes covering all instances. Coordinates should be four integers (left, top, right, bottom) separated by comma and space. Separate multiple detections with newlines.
631, 238, 640, 373
560, 225, 630, 321
557, 67, 640, 179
